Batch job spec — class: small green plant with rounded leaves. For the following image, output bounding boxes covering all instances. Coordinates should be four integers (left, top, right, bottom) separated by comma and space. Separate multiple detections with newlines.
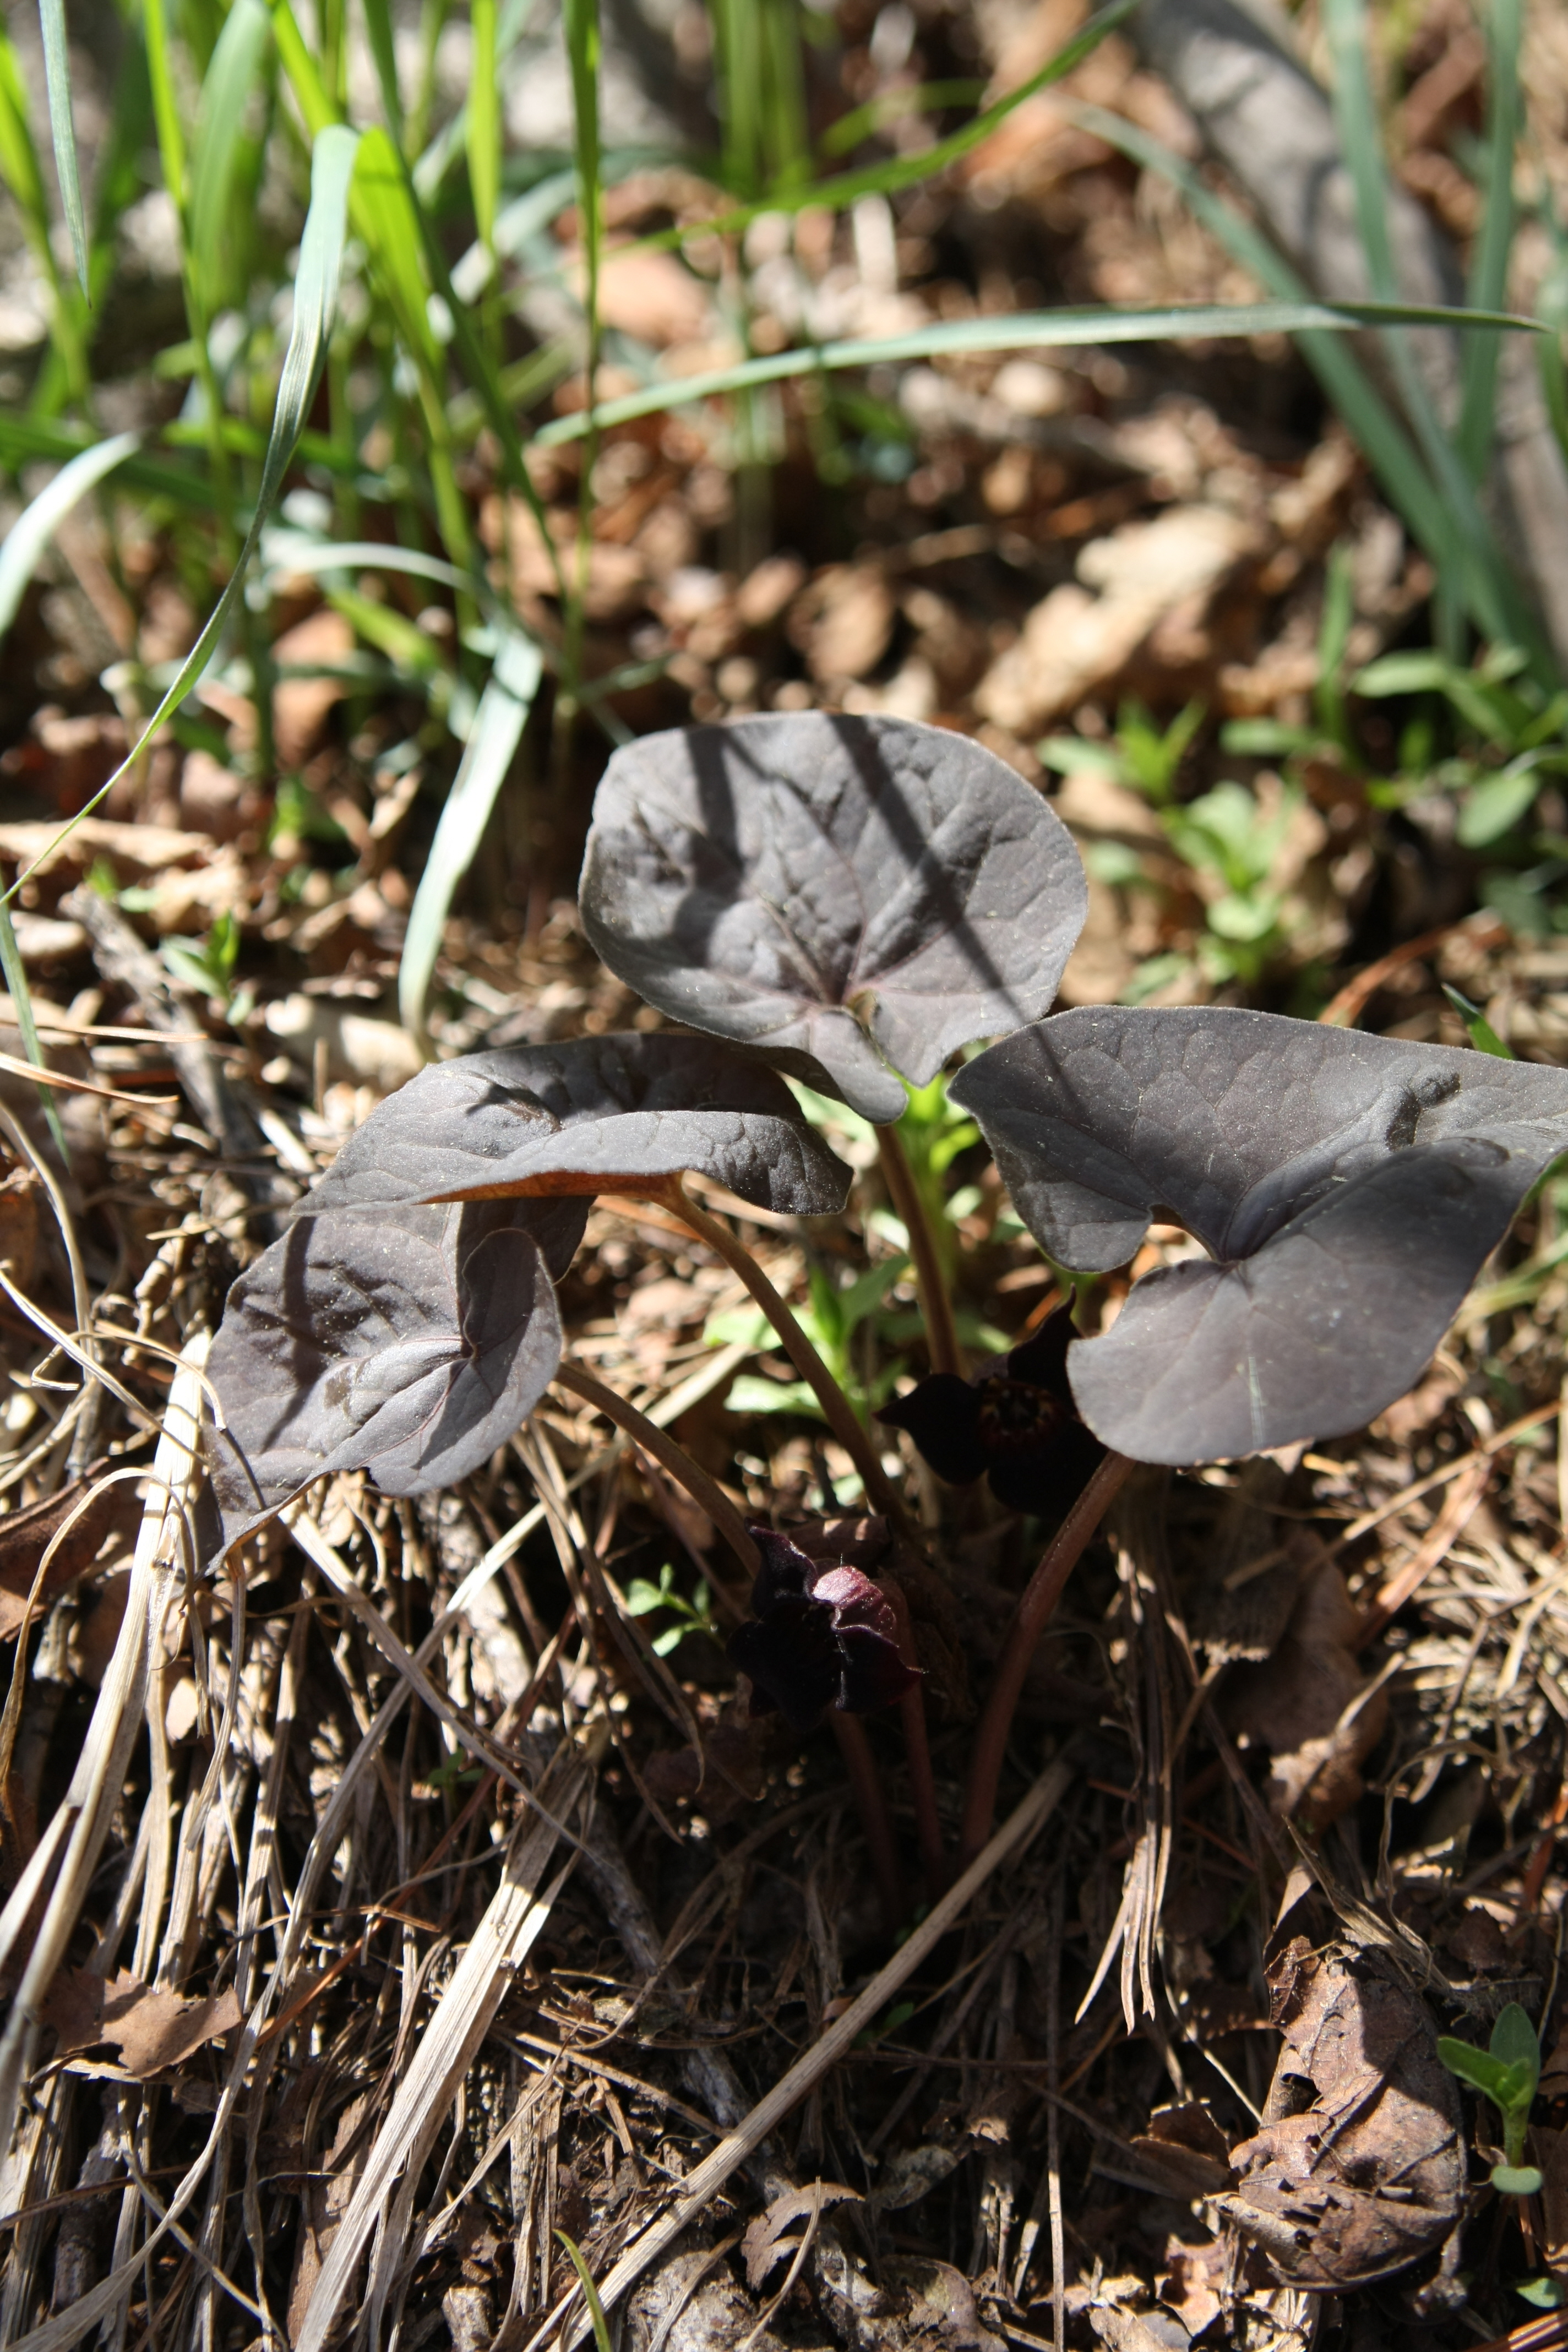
1437, 2001, 1544, 2196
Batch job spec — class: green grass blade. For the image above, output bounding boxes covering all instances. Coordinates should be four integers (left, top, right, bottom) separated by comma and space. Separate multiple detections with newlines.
819, 78, 986, 161
189, 0, 273, 317
0, 29, 48, 231
0, 124, 360, 907
554, 2233, 613, 2352
0, 900, 66, 1159
679, 0, 1136, 241
1320, 0, 1531, 655
535, 298, 1537, 447
468, 0, 498, 248
398, 628, 543, 1041
0, 429, 138, 640
1458, 0, 1521, 480
1072, 101, 1540, 665
361, 0, 402, 140
37, 0, 88, 294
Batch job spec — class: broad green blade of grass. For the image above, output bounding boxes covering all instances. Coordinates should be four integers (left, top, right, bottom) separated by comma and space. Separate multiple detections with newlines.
0, 124, 361, 908
678, 0, 1137, 241
0, 429, 137, 640
189, 0, 273, 318
398, 627, 543, 1041
1458, 0, 1521, 481
1074, 101, 1542, 672
36, 0, 88, 293
535, 298, 1538, 447
1320, 0, 1533, 657
0, 411, 205, 502
361, 0, 402, 139
468, 0, 498, 249
260, 534, 476, 600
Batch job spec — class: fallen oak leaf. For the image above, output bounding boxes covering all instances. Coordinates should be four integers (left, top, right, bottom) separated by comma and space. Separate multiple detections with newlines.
1219, 1926, 1463, 2290
98, 1971, 243, 2077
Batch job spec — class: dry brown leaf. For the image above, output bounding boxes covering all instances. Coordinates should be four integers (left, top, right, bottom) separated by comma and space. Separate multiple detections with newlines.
974, 505, 1257, 734
270, 608, 356, 767
741, 2182, 860, 2288
1222, 1558, 1388, 1823
789, 564, 895, 683
594, 246, 714, 346
1127, 2102, 1235, 2199
1219, 1932, 1463, 2290
881, 2256, 1009, 2351
96, 1970, 243, 2077
0, 1475, 141, 1641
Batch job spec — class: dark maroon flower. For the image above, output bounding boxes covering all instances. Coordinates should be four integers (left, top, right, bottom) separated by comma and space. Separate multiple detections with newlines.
727, 1528, 919, 1733
878, 1308, 1105, 1518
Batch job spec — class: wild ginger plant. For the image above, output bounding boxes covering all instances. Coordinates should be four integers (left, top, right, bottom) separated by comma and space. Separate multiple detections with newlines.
209, 713, 1568, 1912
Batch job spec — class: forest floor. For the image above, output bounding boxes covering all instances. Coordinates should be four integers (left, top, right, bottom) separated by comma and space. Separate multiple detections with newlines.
8, 4, 1568, 2350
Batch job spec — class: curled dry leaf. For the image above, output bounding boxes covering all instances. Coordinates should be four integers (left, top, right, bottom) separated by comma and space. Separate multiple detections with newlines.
209, 1199, 563, 1530
49, 1968, 242, 2077
0, 1473, 140, 1640
952, 1006, 1568, 1461
580, 713, 1088, 1123
1219, 1930, 1463, 2290
299, 1031, 851, 1219
742, 2182, 861, 2289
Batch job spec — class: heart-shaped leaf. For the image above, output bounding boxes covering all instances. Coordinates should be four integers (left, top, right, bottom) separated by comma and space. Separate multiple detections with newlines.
209, 1197, 562, 1532
951, 1006, 1568, 1462
580, 714, 1088, 1123
300, 1031, 851, 1218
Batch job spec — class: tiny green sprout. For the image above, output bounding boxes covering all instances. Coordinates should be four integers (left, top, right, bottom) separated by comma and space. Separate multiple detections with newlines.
554, 2230, 612, 2352
1437, 2000, 1543, 2195
623, 1563, 715, 1657
1442, 983, 1515, 1059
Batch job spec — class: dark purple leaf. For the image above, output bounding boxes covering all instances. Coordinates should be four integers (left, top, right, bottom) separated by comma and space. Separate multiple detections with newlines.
579, 714, 1088, 1124
951, 1007, 1568, 1462
209, 1198, 561, 1531
299, 1031, 850, 1222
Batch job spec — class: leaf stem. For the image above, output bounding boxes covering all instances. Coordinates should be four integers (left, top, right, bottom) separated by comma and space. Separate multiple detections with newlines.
876, 1123, 962, 1379
651, 1180, 908, 1525
552, 1360, 760, 1583
958, 1450, 1133, 1867
830, 1708, 903, 1932
881, 1576, 945, 1894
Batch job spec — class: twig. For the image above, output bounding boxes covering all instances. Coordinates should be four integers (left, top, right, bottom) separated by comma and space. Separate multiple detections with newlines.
553, 1360, 760, 1580
959, 1452, 1134, 1865
641, 1178, 906, 1523
1354, 1457, 1493, 1646
522, 1751, 1077, 2352
1318, 914, 1504, 1028
876, 1123, 962, 1378
881, 1577, 945, 1893
830, 1709, 904, 1931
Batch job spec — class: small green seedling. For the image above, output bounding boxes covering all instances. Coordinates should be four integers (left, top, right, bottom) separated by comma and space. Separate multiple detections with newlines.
1442, 983, 1515, 1059
1437, 2001, 1543, 2195
554, 2230, 612, 2352
623, 1562, 715, 1657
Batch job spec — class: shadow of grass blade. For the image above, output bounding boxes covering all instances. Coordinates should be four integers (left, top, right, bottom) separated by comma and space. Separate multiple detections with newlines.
189, 0, 273, 318
37, 0, 88, 293
0, 123, 360, 910
398, 628, 544, 1043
